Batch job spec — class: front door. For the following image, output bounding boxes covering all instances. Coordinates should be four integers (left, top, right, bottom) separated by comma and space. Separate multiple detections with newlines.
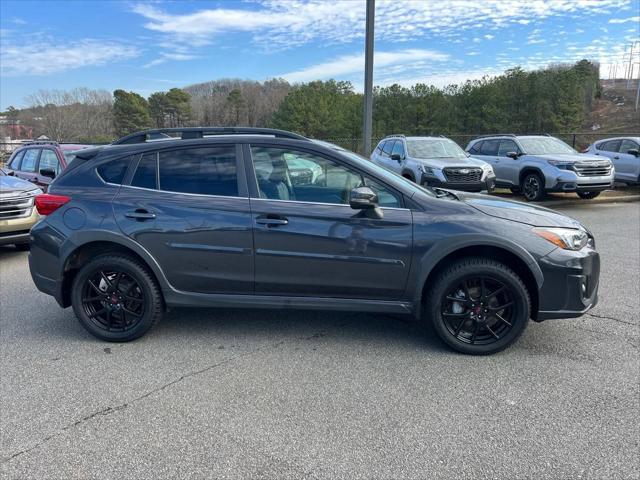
497, 139, 522, 186
616, 139, 640, 181
112, 145, 254, 294
247, 145, 413, 300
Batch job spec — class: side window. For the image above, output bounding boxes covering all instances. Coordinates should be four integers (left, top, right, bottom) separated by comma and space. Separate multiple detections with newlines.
480, 139, 500, 156
20, 149, 40, 172
391, 140, 405, 158
381, 140, 395, 157
619, 139, 639, 153
250, 146, 401, 208
158, 146, 238, 197
39, 150, 60, 174
9, 150, 25, 170
468, 141, 483, 155
374, 143, 383, 155
599, 140, 621, 152
498, 140, 519, 156
97, 157, 131, 184
131, 153, 158, 190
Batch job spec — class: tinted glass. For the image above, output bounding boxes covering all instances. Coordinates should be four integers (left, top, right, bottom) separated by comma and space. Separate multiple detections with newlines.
9, 150, 25, 169
391, 140, 405, 157
132, 153, 158, 190
39, 150, 60, 174
158, 146, 238, 196
97, 157, 130, 184
20, 149, 40, 172
619, 139, 639, 153
381, 140, 394, 156
479, 139, 500, 156
250, 146, 401, 208
598, 140, 621, 152
468, 141, 483, 154
498, 140, 519, 156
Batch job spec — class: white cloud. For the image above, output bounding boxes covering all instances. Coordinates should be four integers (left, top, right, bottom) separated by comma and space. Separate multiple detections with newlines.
527, 38, 546, 44
144, 52, 198, 68
0, 38, 139, 76
279, 49, 449, 83
472, 37, 481, 43
608, 16, 640, 23
484, 34, 495, 40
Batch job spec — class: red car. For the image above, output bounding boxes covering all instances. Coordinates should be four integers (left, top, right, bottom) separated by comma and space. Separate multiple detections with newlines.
4, 141, 90, 191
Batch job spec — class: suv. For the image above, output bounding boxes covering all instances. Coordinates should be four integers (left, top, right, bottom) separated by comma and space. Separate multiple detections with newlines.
584, 137, 639, 185
465, 135, 615, 201
0, 168, 41, 249
371, 135, 495, 192
5, 141, 89, 191
29, 127, 600, 355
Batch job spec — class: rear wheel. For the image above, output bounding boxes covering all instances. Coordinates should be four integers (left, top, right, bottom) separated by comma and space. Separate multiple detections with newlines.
71, 254, 163, 342
521, 173, 545, 201
424, 257, 530, 355
577, 191, 601, 199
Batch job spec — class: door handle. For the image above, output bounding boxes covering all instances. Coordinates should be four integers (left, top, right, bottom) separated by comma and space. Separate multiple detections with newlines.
125, 209, 156, 220
256, 215, 288, 227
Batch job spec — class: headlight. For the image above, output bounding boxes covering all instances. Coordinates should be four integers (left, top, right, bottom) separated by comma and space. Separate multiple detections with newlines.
420, 165, 436, 175
547, 160, 574, 170
532, 227, 589, 250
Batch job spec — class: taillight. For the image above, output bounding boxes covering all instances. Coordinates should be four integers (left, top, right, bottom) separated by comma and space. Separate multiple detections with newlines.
35, 194, 71, 215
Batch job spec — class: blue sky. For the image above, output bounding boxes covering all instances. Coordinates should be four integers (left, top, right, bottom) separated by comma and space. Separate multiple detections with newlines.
1, 0, 639, 110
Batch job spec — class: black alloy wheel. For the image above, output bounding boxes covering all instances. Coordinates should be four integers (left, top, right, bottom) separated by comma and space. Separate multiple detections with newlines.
522, 173, 545, 201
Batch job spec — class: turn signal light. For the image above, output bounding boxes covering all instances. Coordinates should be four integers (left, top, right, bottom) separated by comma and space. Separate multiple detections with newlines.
35, 194, 71, 215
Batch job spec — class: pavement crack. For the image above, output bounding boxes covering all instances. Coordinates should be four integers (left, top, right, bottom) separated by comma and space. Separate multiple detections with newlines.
586, 312, 638, 327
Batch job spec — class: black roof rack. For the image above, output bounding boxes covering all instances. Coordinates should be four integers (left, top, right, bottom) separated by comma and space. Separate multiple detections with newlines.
112, 127, 308, 145
473, 133, 518, 140
21, 140, 59, 146
384, 134, 405, 139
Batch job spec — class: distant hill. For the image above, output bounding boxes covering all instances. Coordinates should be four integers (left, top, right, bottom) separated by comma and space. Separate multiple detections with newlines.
585, 79, 640, 134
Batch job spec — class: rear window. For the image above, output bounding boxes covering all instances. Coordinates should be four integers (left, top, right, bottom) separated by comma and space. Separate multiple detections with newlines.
479, 139, 500, 156
597, 140, 621, 152
132, 153, 158, 190
158, 146, 238, 197
97, 157, 131, 184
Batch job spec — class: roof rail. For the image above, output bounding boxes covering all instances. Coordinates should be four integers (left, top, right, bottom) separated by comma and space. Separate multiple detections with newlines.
112, 127, 308, 145
473, 133, 517, 139
21, 140, 59, 146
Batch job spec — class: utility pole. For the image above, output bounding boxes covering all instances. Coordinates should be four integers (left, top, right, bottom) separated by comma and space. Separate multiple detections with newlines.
362, 0, 375, 155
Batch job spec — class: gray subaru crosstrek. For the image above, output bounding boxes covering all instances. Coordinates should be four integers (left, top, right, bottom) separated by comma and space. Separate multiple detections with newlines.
466, 135, 615, 201
29, 127, 600, 355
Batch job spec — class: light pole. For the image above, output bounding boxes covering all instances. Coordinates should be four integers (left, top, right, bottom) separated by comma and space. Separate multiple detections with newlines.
362, 0, 375, 155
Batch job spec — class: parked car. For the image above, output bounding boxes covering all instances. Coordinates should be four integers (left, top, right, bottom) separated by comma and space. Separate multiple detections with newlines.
466, 135, 615, 201
4, 141, 89, 191
584, 137, 640, 185
0, 167, 41, 249
29, 127, 600, 355
370, 135, 495, 192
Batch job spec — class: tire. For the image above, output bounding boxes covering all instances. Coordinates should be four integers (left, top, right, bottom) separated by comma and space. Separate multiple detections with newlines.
509, 186, 521, 195
14, 242, 30, 251
71, 254, 163, 342
521, 173, 545, 201
576, 191, 601, 200
424, 257, 530, 355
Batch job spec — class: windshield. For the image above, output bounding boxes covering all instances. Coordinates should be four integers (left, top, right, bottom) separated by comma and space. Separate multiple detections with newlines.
519, 137, 576, 155
406, 139, 467, 160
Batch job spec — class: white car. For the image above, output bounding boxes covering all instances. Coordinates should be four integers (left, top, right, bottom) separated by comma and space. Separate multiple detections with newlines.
585, 137, 640, 185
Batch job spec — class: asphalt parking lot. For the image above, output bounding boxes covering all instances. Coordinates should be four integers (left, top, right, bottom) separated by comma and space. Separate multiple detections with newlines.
1, 201, 638, 480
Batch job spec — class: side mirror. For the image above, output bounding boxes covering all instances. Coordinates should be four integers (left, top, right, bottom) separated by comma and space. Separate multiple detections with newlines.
40, 168, 56, 179
506, 151, 519, 159
349, 186, 383, 218
5, 169, 15, 176
390, 153, 402, 161
627, 149, 639, 157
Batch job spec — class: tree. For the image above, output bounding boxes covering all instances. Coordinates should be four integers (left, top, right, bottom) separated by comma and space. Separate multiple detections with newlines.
225, 89, 246, 125
113, 90, 152, 137
148, 92, 168, 128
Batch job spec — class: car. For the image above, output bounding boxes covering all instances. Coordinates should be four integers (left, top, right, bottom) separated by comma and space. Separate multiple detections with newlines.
584, 137, 640, 185
370, 135, 496, 193
28, 127, 600, 355
0, 167, 42, 249
4, 140, 89, 191
465, 135, 615, 201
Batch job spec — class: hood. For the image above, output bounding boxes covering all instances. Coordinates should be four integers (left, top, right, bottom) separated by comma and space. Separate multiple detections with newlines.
417, 157, 488, 169
0, 174, 40, 195
533, 153, 607, 163
458, 192, 582, 228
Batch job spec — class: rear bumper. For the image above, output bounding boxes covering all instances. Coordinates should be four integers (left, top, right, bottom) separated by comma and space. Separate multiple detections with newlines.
421, 175, 495, 192
535, 244, 600, 321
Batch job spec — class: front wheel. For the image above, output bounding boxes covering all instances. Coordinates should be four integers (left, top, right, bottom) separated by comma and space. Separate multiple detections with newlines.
577, 191, 601, 199
521, 173, 545, 201
71, 254, 164, 342
424, 257, 531, 355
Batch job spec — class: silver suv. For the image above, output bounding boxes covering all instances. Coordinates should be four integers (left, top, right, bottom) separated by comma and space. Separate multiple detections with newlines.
370, 135, 495, 192
465, 135, 615, 201
584, 137, 639, 185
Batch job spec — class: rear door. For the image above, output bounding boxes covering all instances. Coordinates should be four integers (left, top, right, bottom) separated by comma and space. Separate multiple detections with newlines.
477, 139, 507, 183
497, 139, 521, 186
112, 144, 254, 294
247, 144, 412, 300
14, 148, 41, 185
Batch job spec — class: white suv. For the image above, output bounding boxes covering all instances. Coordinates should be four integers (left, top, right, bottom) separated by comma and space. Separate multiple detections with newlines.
370, 135, 495, 192
584, 137, 639, 185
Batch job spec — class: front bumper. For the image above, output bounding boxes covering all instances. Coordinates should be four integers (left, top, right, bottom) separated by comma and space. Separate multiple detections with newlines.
0, 207, 39, 245
421, 175, 495, 192
535, 243, 600, 321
